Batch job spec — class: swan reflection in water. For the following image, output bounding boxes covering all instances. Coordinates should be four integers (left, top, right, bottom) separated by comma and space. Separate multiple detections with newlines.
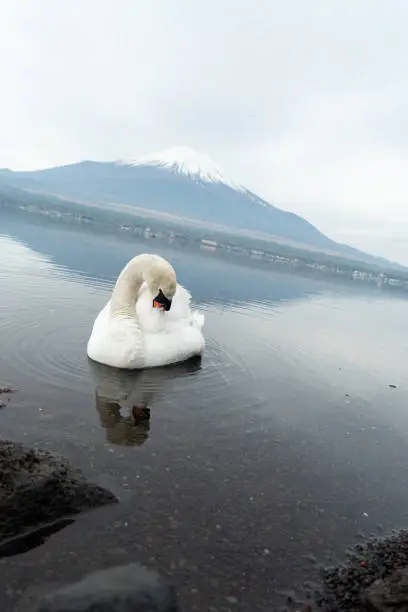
88, 356, 202, 447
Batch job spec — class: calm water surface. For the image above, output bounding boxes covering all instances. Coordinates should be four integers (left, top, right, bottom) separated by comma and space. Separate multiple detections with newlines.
1, 213, 408, 611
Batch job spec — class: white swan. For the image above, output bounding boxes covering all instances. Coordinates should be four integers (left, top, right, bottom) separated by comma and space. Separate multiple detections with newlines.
86, 253, 205, 369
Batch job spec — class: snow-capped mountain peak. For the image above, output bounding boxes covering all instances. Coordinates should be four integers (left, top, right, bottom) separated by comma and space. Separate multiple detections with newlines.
120, 146, 245, 192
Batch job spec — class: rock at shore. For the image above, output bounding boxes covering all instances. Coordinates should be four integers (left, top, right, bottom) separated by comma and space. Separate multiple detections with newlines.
0, 439, 117, 543
363, 567, 408, 611
315, 529, 408, 611
36, 563, 179, 612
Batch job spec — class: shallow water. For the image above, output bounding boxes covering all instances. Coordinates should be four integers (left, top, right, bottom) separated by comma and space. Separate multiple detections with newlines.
1, 212, 408, 611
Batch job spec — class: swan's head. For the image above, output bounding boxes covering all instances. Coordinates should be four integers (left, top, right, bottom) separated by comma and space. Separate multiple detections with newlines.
144, 262, 177, 312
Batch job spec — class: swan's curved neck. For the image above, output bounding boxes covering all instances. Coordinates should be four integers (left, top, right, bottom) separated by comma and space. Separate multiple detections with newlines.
110, 255, 147, 317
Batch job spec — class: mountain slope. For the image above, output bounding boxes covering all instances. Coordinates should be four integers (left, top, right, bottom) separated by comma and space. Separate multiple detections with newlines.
0, 147, 396, 267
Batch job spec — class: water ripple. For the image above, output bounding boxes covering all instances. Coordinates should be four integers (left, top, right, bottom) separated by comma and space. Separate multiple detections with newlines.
0, 236, 255, 402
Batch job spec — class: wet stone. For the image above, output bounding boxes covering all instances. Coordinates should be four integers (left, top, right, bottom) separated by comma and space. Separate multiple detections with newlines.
0, 439, 117, 543
35, 563, 180, 612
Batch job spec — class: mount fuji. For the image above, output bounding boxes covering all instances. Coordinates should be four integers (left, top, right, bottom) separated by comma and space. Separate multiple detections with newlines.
124, 146, 246, 192
0, 146, 393, 265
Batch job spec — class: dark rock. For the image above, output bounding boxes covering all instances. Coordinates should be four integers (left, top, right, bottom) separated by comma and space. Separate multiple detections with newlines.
363, 567, 408, 611
36, 563, 180, 612
0, 440, 117, 542
388, 385, 398, 389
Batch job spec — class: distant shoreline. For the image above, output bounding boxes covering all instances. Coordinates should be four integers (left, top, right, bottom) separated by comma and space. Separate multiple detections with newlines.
2, 195, 408, 294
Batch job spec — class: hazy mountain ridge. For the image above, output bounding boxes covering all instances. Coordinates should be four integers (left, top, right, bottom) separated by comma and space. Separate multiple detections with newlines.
1, 161, 329, 247
0, 146, 404, 271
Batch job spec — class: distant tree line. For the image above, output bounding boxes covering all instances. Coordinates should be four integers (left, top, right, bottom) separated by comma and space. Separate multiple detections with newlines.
1, 185, 408, 282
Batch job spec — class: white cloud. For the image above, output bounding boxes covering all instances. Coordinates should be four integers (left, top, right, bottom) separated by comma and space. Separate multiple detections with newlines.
1, 0, 408, 262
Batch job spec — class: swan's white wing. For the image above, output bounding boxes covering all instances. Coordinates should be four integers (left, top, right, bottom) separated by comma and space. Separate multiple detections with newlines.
143, 323, 205, 368
166, 284, 205, 330
165, 284, 193, 321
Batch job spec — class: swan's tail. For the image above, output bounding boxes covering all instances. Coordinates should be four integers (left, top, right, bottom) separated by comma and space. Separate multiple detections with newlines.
190, 311, 205, 329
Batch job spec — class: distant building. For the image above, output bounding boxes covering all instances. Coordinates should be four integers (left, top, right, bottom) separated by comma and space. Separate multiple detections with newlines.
250, 249, 264, 259
200, 239, 217, 251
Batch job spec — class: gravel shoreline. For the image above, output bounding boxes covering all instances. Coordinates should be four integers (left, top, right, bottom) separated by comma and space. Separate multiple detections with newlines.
313, 529, 408, 611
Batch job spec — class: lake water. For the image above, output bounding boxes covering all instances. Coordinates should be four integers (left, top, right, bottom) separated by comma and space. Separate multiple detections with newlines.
1, 212, 408, 611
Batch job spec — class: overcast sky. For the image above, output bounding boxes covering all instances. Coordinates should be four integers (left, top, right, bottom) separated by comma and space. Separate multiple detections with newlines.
1, 0, 408, 262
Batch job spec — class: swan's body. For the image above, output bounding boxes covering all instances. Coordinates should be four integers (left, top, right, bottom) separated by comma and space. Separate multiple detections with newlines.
87, 253, 205, 369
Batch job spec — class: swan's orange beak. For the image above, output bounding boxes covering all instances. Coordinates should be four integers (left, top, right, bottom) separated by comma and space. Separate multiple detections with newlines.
152, 290, 172, 311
